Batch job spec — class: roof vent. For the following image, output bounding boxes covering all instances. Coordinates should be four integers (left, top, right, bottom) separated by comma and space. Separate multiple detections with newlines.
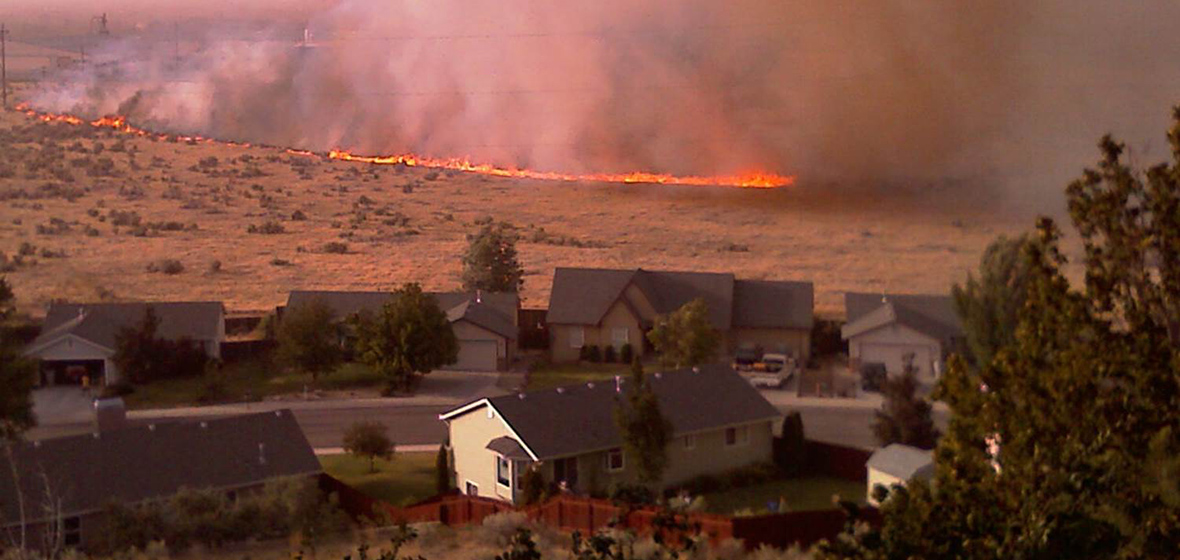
275, 410, 283, 417
692, 367, 700, 373
615, 375, 622, 393
587, 382, 595, 388
32, 440, 41, 448
92, 432, 100, 439
148, 424, 156, 431
517, 393, 526, 400
556, 387, 565, 394
200, 421, 208, 429
654, 372, 662, 379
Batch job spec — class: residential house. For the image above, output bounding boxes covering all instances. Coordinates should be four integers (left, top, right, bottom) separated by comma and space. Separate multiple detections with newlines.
283, 290, 518, 371
865, 443, 935, 506
24, 302, 226, 387
841, 292, 964, 382
545, 268, 813, 364
439, 364, 782, 504
0, 410, 320, 551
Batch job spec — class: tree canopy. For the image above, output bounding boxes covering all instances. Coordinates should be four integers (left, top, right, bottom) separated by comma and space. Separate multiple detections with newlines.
342, 420, 394, 473
276, 297, 343, 381
870, 356, 940, 450
646, 298, 720, 369
614, 358, 673, 486
461, 222, 524, 293
351, 283, 458, 392
952, 234, 1035, 367
0, 277, 34, 442
818, 108, 1180, 559
113, 309, 207, 384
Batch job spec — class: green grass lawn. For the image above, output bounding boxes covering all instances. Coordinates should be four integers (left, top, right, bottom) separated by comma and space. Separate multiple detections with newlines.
319, 452, 437, 506
526, 362, 633, 390
121, 360, 385, 409
702, 476, 866, 515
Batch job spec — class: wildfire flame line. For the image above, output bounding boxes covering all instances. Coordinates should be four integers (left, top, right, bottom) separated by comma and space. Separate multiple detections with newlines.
15, 105, 793, 188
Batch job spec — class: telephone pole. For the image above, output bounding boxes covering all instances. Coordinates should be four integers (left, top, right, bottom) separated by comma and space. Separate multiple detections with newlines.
1, 23, 8, 109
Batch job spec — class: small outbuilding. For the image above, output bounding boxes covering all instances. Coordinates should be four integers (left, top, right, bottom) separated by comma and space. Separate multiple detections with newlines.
865, 443, 935, 506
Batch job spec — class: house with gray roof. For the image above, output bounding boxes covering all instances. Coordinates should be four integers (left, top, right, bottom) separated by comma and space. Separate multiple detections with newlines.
283, 290, 518, 371
439, 365, 782, 504
24, 302, 225, 387
865, 443, 935, 506
0, 410, 320, 551
545, 267, 813, 364
841, 292, 964, 382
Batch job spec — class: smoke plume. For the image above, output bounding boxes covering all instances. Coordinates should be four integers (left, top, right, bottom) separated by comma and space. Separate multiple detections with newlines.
25, 0, 1180, 206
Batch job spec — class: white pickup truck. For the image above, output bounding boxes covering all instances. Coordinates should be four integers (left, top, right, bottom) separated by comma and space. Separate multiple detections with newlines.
733, 351, 797, 389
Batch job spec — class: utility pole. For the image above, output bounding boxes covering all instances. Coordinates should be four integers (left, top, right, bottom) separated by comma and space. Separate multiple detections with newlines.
1, 23, 7, 110
174, 22, 179, 65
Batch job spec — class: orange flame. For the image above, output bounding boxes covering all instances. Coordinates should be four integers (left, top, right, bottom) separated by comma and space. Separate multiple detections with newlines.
14, 105, 792, 188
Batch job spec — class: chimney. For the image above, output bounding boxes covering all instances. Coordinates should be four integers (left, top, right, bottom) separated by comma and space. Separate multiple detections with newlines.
614, 375, 622, 393
476, 289, 483, 304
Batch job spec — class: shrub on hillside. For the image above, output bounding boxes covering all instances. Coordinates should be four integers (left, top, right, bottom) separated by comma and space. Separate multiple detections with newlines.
146, 259, 184, 275
247, 220, 286, 234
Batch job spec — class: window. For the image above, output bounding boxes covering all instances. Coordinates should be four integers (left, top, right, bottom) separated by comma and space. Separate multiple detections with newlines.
570, 327, 585, 348
611, 327, 629, 347
466, 481, 479, 496
554, 457, 579, 486
607, 448, 624, 472
63, 516, 81, 547
725, 426, 749, 446
497, 456, 511, 487
683, 434, 696, 450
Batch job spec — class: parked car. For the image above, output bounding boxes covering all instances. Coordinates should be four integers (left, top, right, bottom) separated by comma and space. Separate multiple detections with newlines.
738, 352, 798, 389
732, 347, 761, 371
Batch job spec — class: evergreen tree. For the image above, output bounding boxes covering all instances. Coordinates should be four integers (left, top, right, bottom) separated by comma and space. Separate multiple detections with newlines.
870, 355, 940, 450
952, 234, 1036, 366
352, 283, 459, 392
646, 298, 720, 369
113, 307, 162, 384
614, 358, 673, 487
461, 222, 524, 293
435, 439, 452, 494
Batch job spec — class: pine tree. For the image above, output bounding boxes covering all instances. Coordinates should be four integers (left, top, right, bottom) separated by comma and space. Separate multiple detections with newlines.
871, 355, 940, 450
614, 358, 673, 486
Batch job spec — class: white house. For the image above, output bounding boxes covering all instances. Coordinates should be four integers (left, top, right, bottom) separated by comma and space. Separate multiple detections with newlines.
865, 443, 935, 506
24, 302, 225, 387
841, 292, 964, 383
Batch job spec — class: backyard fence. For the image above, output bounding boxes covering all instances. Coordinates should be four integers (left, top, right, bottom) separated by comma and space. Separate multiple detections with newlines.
804, 440, 873, 482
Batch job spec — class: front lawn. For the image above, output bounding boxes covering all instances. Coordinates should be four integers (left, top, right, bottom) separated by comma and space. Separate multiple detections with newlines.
526, 362, 632, 390
702, 476, 866, 515
319, 452, 437, 506
121, 359, 385, 409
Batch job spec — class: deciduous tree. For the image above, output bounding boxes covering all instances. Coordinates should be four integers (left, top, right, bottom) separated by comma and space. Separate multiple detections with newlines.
646, 298, 719, 369
352, 283, 458, 393
343, 420, 394, 473
461, 222, 523, 293
276, 297, 343, 381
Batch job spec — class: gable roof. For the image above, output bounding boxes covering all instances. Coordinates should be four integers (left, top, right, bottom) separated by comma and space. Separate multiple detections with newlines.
0, 410, 320, 525
842, 292, 962, 342
867, 443, 935, 480
546, 267, 812, 331
443, 364, 781, 460
286, 290, 518, 337
733, 280, 814, 330
27, 302, 224, 355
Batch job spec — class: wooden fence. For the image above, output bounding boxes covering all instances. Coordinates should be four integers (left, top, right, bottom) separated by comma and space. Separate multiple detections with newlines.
320, 474, 877, 550
804, 440, 873, 482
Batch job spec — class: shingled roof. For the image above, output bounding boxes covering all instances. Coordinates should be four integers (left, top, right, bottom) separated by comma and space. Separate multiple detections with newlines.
545, 267, 812, 331
442, 364, 781, 460
286, 290, 517, 337
867, 443, 935, 480
0, 410, 320, 525
27, 302, 224, 354
842, 292, 962, 342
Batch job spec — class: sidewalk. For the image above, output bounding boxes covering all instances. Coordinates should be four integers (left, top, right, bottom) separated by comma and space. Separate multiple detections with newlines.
759, 388, 951, 413
314, 444, 439, 456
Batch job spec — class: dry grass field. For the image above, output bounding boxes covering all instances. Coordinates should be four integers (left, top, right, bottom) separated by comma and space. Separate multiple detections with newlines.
0, 107, 1031, 319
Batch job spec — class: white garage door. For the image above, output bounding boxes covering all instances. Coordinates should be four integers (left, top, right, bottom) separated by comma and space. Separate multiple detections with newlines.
860, 343, 932, 379
446, 340, 499, 371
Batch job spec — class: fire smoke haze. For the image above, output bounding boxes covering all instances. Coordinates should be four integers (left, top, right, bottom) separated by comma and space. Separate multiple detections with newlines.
17, 0, 1180, 208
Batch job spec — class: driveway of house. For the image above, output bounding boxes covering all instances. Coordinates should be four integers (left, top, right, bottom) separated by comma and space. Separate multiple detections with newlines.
414, 369, 507, 403
32, 387, 95, 426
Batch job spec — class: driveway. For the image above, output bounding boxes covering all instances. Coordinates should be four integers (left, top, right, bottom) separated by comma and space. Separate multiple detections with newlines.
32, 387, 95, 426
414, 369, 507, 404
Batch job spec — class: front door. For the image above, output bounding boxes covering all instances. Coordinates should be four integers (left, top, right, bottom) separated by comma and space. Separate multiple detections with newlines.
553, 457, 578, 489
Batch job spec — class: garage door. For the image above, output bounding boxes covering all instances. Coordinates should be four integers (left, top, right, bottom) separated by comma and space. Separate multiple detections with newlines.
860, 344, 931, 379
446, 340, 499, 371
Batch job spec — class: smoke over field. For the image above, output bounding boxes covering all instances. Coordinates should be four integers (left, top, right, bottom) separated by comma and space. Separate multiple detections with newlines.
20, 0, 1180, 207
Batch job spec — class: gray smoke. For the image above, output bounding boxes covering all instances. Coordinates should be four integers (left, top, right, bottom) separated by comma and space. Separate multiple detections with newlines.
25, 0, 1180, 208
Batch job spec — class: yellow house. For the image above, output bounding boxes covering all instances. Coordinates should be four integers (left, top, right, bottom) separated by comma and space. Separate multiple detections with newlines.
439, 365, 782, 504
545, 268, 813, 364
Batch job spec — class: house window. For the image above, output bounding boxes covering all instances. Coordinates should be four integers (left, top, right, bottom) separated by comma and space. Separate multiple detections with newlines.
611, 327, 629, 347
466, 481, 479, 496
571, 327, 585, 348
683, 434, 696, 450
606, 448, 624, 472
725, 426, 749, 446
554, 457, 579, 487
497, 456, 512, 487
63, 516, 81, 547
